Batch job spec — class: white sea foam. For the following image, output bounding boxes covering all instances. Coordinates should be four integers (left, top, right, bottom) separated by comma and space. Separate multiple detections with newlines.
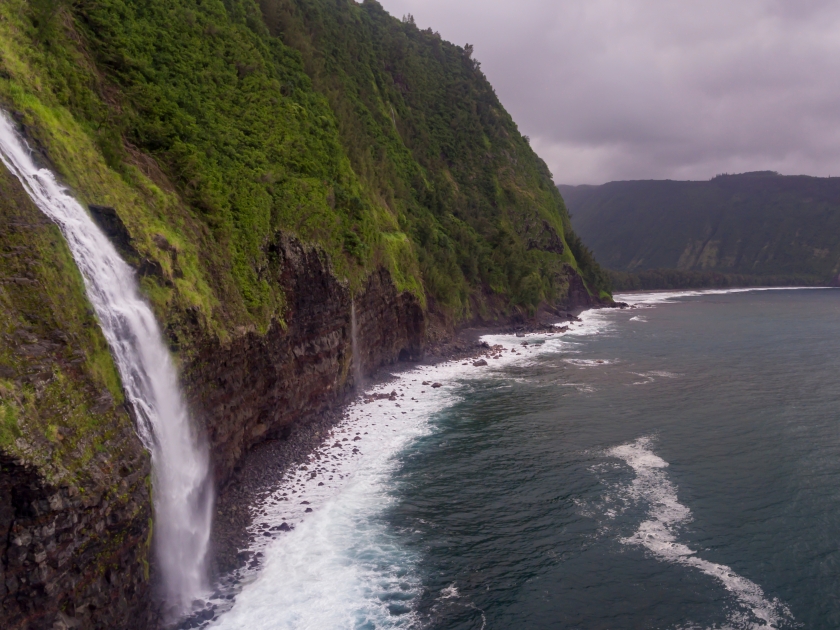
210, 304, 616, 628
608, 437, 793, 629
209, 351, 529, 629
564, 358, 615, 367
629, 370, 681, 385
440, 584, 459, 599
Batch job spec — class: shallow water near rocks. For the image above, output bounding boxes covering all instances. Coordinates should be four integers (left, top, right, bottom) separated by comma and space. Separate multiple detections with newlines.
211, 288, 840, 629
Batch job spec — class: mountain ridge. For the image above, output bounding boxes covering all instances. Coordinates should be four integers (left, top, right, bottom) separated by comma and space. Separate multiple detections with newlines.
560, 171, 840, 289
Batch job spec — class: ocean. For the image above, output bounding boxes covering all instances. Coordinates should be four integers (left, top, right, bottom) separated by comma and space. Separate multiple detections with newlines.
209, 288, 840, 630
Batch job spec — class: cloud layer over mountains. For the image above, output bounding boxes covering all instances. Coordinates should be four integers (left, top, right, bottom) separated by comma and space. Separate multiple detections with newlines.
379, 0, 840, 184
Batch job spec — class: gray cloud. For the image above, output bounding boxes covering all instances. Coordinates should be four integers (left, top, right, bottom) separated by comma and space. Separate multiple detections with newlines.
378, 0, 840, 183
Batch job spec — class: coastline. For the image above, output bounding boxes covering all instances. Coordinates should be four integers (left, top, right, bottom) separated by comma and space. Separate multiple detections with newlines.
206, 285, 833, 598
193, 285, 836, 629
199, 306, 611, 627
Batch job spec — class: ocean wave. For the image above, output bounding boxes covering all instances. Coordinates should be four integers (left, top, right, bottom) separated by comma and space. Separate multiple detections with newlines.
629, 370, 681, 385
207, 367, 466, 629
210, 305, 619, 629
607, 437, 794, 629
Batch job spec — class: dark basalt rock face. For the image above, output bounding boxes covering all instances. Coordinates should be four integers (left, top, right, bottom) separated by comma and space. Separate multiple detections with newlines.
183, 234, 424, 485
561, 263, 601, 309
87, 205, 168, 284
527, 220, 566, 256
0, 454, 153, 630
88, 205, 133, 255
354, 267, 425, 375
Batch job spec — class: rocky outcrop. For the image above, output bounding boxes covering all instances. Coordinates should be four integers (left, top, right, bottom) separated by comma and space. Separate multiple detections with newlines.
560, 263, 601, 310
353, 267, 425, 374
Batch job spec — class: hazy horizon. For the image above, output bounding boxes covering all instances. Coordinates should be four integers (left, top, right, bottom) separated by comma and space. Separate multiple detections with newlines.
378, 0, 840, 185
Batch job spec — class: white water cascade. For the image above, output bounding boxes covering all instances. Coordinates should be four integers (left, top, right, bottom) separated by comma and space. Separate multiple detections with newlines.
0, 111, 213, 615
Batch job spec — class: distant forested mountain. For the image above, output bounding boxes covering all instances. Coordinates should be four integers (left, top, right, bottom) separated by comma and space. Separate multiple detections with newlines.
560, 172, 840, 289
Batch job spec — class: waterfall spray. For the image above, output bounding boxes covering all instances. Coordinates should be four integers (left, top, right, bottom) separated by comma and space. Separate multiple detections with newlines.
0, 111, 213, 615
351, 299, 364, 391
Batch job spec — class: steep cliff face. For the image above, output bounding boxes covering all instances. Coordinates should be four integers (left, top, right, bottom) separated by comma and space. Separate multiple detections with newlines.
354, 267, 425, 373
184, 234, 353, 485
0, 167, 153, 630
0, 0, 611, 626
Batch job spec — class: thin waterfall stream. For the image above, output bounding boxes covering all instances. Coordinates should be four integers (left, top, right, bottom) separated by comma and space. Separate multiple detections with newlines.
0, 111, 213, 617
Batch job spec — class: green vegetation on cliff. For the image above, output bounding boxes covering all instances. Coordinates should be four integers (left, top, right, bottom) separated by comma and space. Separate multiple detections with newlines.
1, 0, 607, 351
0, 164, 146, 486
561, 172, 840, 288
259, 1, 604, 317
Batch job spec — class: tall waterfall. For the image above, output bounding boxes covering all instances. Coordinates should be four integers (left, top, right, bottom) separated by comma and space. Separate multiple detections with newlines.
0, 111, 213, 614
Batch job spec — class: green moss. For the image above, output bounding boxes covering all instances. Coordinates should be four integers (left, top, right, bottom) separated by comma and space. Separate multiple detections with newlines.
380, 232, 424, 304
0, 400, 21, 447
0, 152, 140, 486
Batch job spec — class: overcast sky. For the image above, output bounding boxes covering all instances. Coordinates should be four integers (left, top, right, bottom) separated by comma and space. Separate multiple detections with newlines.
377, 0, 840, 185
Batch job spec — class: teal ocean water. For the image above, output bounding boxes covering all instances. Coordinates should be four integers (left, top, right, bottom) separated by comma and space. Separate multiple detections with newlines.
211, 288, 840, 629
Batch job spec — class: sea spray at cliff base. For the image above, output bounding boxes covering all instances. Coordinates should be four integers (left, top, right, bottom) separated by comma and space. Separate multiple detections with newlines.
0, 111, 213, 614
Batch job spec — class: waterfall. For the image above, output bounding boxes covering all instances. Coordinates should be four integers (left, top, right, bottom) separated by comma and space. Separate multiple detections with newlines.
351, 299, 364, 391
0, 111, 213, 615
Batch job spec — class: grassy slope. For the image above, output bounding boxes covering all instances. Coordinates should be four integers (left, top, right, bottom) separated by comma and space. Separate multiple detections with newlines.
562, 172, 840, 284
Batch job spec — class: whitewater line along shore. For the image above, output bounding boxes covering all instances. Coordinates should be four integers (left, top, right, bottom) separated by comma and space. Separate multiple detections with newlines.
199, 307, 619, 629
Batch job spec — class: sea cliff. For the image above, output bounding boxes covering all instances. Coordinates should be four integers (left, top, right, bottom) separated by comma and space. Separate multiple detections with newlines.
0, 1, 610, 627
